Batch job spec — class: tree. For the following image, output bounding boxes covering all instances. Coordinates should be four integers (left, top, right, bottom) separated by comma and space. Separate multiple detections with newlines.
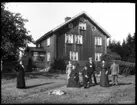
1, 2, 33, 61
108, 33, 135, 62
125, 33, 135, 62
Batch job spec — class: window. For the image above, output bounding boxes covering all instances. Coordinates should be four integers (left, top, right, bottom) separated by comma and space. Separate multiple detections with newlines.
37, 44, 41, 47
78, 35, 83, 44
47, 37, 50, 46
38, 52, 45, 61
95, 37, 102, 46
47, 52, 50, 61
74, 35, 83, 44
65, 34, 73, 44
70, 51, 78, 61
95, 53, 102, 61
33, 52, 38, 61
32, 51, 45, 62
79, 22, 86, 30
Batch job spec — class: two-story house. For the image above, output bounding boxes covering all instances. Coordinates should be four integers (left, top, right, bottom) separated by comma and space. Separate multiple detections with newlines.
25, 11, 111, 70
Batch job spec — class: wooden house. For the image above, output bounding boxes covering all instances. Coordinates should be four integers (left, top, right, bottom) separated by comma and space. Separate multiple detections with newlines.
27, 11, 111, 70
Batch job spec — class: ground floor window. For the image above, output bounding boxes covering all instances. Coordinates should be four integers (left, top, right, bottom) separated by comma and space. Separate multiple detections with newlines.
70, 51, 78, 61
95, 53, 102, 61
47, 52, 50, 62
32, 51, 45, 62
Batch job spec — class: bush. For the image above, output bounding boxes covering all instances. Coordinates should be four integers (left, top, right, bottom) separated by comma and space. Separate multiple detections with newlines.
95, 59, 135, 76
101, 53, 121, 62
49, 56, 68, 73
115, 60, 135, 75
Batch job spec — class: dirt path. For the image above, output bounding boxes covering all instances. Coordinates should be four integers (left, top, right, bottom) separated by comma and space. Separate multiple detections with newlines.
2, 75, 135, 104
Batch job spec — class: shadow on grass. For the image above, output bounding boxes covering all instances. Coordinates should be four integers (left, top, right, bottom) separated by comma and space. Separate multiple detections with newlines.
25, 82, 55, 89
1, 74, 17, 80
118, 82, 132, 85
2, 72, 60, 80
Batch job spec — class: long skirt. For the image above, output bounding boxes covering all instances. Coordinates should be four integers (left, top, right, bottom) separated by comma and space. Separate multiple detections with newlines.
67, 77, 79, 88
100, 69, 109, 87
17, 70, 26, 89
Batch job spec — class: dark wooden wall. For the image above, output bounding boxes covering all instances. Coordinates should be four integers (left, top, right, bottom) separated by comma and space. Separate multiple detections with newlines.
36, 14, 108, 69
56, 14, 107, 62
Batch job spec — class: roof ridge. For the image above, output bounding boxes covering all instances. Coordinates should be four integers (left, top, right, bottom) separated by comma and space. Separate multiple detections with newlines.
35, 11, 110, 43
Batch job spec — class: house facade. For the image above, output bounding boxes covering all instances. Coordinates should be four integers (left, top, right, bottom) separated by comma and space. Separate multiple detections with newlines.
31, 11, 110, 70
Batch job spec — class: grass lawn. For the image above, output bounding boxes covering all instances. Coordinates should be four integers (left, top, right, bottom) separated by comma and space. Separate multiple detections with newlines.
1, 72, 135, 104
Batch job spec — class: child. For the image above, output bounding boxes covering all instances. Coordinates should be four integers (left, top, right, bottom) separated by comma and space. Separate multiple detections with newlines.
82, 65, 89, 88
78, 70, 84, 87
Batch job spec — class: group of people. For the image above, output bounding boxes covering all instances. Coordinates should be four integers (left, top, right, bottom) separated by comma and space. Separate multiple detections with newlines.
66, 57, 119, 88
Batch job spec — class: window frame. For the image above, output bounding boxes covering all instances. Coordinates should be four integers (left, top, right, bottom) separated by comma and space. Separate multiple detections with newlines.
95, 37, 102, 46
65, 34, 74, 44
74, 35, 83, 44
78, 22, 86, 30
69, 51, 78, 61
47, 52, 50, 62
47, 37, 50, 46
95, 53, 102, 61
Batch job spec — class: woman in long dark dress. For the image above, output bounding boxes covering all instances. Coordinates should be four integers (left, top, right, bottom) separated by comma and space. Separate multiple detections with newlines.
14, 61, 26, 89
99, 60, 109, 87
67, 64, 79, 88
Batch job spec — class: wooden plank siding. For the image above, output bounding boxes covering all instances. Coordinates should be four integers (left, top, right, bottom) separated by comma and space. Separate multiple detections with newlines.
40, 34, 56, 67
55, 15, 107, 62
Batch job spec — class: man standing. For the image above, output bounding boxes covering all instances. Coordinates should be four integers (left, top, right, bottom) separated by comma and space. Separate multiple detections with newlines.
110, 60, 119, 85
87, 57, 97, 86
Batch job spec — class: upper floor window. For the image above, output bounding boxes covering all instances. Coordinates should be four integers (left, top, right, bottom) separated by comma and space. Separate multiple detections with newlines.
70, 51, 78, 61
65, 34, 83, 45
74, 35, 83, 44
65, 34, 73, 44
78, 22, 86, 30
47, 37, 50, 46
95, 53, 102, 61
95, 37, 102, 46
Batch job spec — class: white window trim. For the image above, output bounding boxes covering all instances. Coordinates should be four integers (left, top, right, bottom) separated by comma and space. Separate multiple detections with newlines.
70, 51, 78, 61
70, 34, 73, 43
79, 22, 86, 30
100, 37, 102, 45
65, 34, 74, 44
74, 35, 83, 44
95, 37, 102, 46
47, 52, 50, 62
95, 53, 102, 61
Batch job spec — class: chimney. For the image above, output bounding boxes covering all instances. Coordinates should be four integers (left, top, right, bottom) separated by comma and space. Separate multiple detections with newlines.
65, 17, 71, 22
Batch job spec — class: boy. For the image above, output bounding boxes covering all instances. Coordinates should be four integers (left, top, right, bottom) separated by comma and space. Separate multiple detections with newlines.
82, 65, 89, 88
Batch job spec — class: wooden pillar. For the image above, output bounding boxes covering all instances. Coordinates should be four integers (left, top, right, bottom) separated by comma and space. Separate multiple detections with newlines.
1, 60, 2, 71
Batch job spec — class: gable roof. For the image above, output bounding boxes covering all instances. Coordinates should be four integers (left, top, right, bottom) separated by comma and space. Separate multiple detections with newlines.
35, 11, 111, 43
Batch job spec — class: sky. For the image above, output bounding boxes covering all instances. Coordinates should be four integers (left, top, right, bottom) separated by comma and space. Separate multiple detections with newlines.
5, 3, 135, 46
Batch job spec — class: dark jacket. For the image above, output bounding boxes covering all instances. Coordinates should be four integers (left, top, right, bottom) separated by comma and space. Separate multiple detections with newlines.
86, 61, 95, 74
82, 69, 88, 78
